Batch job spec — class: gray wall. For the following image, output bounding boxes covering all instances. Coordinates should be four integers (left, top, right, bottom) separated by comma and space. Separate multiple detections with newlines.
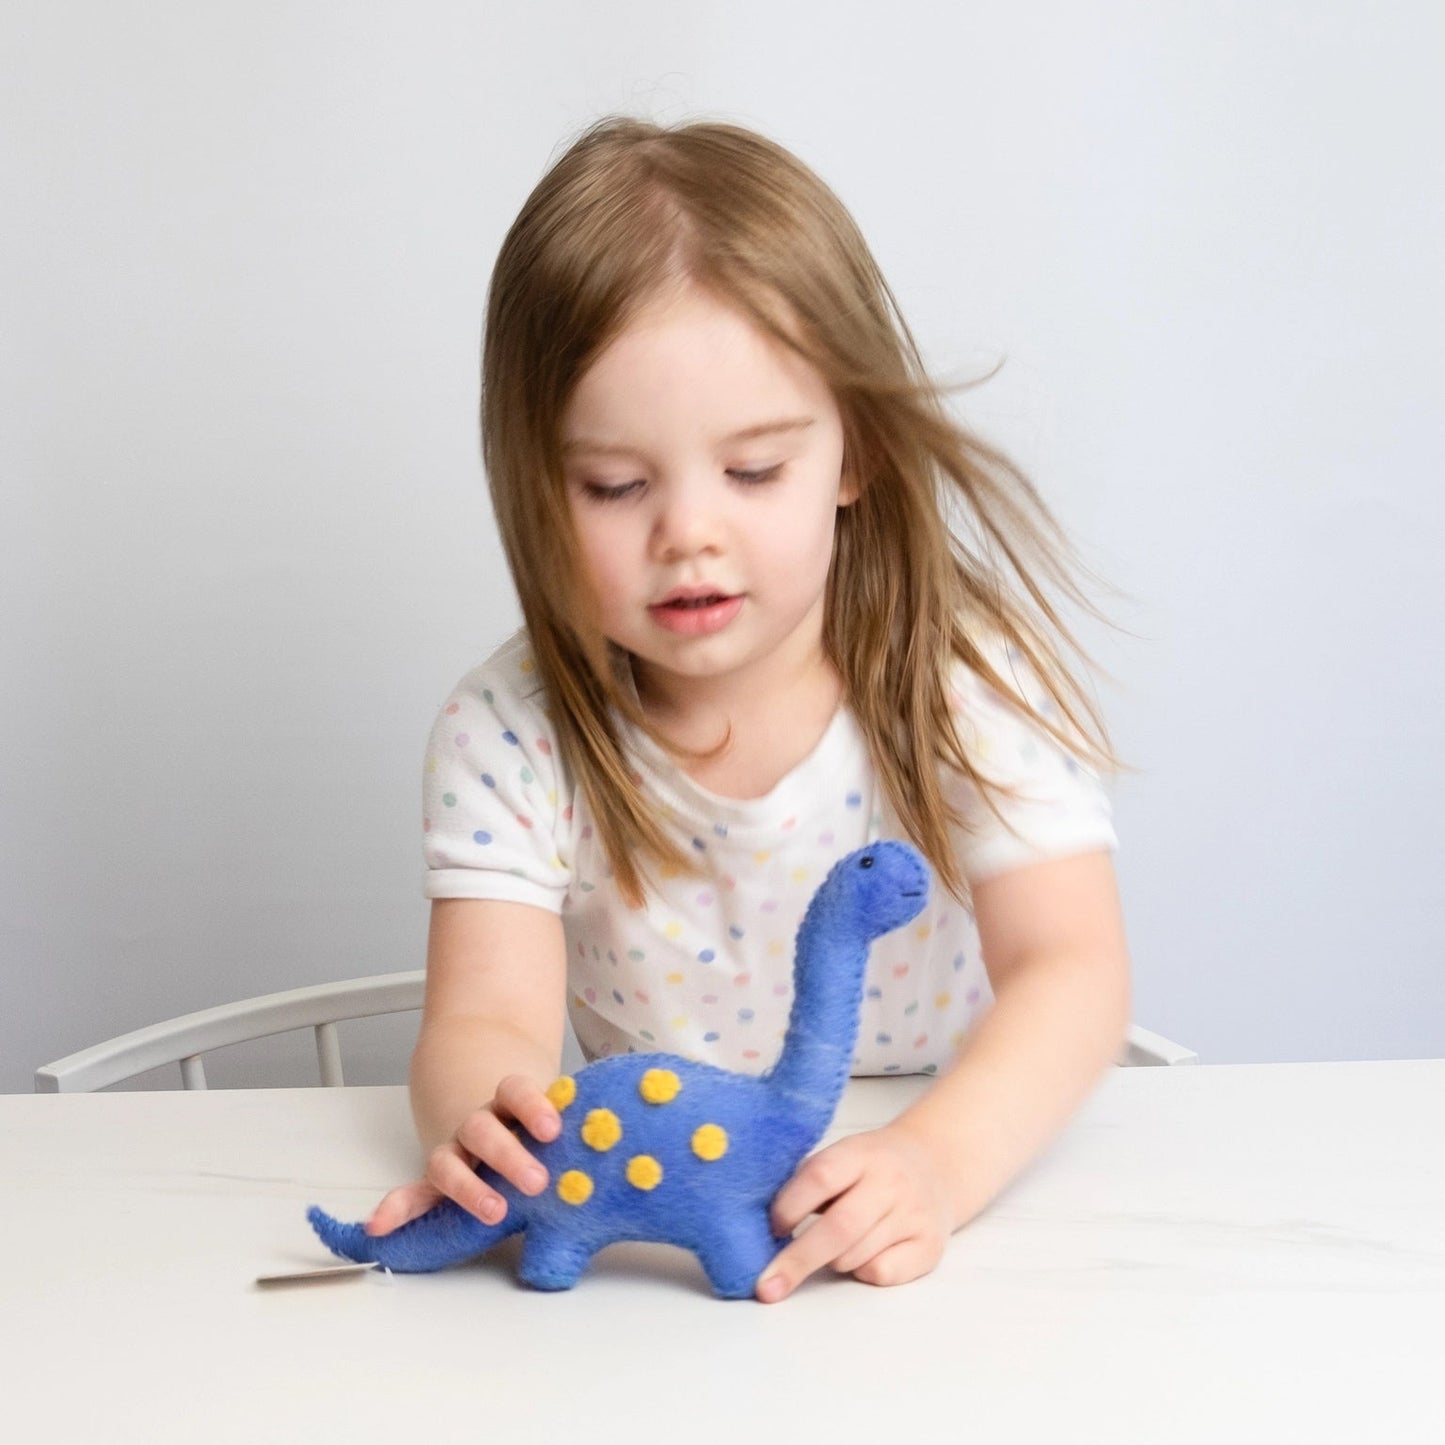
5, 2, 1442, 1092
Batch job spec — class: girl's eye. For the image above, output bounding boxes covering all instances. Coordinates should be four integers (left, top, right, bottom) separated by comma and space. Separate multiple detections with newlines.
728, 464, 783, 485
581, 480, 644, 503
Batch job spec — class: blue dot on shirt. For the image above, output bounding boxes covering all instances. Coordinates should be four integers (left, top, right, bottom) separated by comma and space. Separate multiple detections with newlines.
481, 773, 496, 788
866, 986, 882, 1000
612, 990, 624, 1006
502, 730, 519, 746
692, 837, 706, 851
704, 1031, 720, 1043
738, 1009, 754, 1023
728, 926, 745, 940
698, 949, 715, 963
845, 791, 862, 808
876, 1032, 892, 1045
473, 831, 492, 845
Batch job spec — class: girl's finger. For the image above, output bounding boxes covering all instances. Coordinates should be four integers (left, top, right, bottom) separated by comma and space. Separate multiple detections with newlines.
493, 1074, 562, 1143
758, 1183, 889, 1303
365, 1179, 443, 1236
456, 1109, 550, 1196
829, 1208, 910, 1276
769, 1144, 865, 1237
852, 1236, 941, 1289
426, 1142, 510, 1224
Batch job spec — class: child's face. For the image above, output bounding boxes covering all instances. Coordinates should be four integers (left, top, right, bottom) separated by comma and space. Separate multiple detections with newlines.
560, 284, 856, 709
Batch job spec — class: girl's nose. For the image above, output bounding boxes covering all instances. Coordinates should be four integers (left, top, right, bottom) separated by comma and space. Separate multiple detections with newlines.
651, 482, 721, 560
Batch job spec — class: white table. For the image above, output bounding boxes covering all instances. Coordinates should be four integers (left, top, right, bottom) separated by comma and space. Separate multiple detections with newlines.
5, 1062, 1443, 1443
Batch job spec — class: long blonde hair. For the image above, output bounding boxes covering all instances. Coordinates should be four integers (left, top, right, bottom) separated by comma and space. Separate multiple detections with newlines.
482, 115, 1119, 906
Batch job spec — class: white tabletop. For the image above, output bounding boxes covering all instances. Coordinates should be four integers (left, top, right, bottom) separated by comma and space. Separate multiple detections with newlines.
5, 1061, 1444, 1444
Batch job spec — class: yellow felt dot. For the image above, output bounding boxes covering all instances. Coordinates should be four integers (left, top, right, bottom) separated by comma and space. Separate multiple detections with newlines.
581, 1108, 622, 1152
626, 1155, 663, 1191
557, 1170, 593, 1205
546, 1076, 577, 1111
639, 1068, 681, 1104
692, 1124, 729, 1162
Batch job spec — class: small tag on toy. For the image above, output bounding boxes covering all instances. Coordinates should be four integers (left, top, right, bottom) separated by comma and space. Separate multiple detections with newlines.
254, 1262, 378, 1288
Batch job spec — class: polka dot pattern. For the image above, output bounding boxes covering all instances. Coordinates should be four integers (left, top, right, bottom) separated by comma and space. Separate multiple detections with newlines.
421, 628, 1116, 1077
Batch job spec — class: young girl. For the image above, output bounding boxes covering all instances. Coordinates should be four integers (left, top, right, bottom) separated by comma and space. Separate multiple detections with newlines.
365, 116, 1131, 1303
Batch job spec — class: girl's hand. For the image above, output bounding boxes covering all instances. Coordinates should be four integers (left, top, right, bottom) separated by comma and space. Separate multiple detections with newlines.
363, 1074, 561, 1236
755, 1121, 955, 1303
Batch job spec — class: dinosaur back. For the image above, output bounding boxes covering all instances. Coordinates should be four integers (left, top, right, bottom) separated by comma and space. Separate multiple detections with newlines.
520, 1053, 806, 1248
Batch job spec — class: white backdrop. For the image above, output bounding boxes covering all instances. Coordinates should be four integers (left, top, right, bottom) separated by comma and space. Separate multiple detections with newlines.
5, 2, 1442, 1093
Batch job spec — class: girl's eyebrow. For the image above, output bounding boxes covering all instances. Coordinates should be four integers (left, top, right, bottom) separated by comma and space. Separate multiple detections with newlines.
562, 416, 815, 457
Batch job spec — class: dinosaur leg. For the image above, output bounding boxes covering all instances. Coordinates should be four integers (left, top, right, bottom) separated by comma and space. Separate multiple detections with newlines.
692, 1207, 784, 1300
517, 1224, 599, 1291
307, 1198, 522, 1273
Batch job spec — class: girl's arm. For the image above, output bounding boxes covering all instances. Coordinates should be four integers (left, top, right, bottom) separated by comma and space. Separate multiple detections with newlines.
891, 848, 1132, 1222
758, 849, 1130, 1301
365, 897, 570, 1235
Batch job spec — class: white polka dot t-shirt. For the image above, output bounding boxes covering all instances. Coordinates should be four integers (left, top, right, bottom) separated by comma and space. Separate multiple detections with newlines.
422, 629, 1117, 1077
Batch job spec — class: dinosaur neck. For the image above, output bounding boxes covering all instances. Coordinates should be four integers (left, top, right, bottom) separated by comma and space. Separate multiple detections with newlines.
764, 908, 869, 1137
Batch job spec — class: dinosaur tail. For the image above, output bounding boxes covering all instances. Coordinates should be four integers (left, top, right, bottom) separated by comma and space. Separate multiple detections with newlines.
306, 1196, 522, 1273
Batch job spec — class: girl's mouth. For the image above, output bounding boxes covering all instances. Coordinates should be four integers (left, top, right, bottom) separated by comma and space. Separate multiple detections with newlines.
648, 594, 744, 636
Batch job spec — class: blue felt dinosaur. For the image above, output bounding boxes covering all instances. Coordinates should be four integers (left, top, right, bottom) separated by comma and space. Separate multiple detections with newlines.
307, 840, 929, 1298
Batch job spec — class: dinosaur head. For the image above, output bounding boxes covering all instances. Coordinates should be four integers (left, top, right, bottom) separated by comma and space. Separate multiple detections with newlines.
820, 841, 930, 941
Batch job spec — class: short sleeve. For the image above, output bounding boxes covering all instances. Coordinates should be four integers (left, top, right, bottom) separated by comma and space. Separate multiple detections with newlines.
948, 645, 1118, 882
421, 635, 573, 911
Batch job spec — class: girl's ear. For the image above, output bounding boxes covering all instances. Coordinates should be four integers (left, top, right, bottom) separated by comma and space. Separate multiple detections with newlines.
837, 466, 861, 507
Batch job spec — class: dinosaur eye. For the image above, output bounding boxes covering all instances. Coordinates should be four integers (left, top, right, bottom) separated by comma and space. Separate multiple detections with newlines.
859, 855, 874, 869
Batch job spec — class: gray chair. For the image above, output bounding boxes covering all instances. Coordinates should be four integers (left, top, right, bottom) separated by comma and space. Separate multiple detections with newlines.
34, 973, 1197, 1091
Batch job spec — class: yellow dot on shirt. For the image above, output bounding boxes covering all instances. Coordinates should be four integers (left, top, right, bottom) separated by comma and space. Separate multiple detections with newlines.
671, 1016, 688, 1030
519, 656, 535, 673
425, 757, 438, 774
936, 992, 952, 1009
916, 922, 932, 939
664, 921, 683, 940
660, 862, 683, 879
754, 851, 771, 864
791, 867, 809, 884
767, 940, 785, 957
666, 972, 685, 985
